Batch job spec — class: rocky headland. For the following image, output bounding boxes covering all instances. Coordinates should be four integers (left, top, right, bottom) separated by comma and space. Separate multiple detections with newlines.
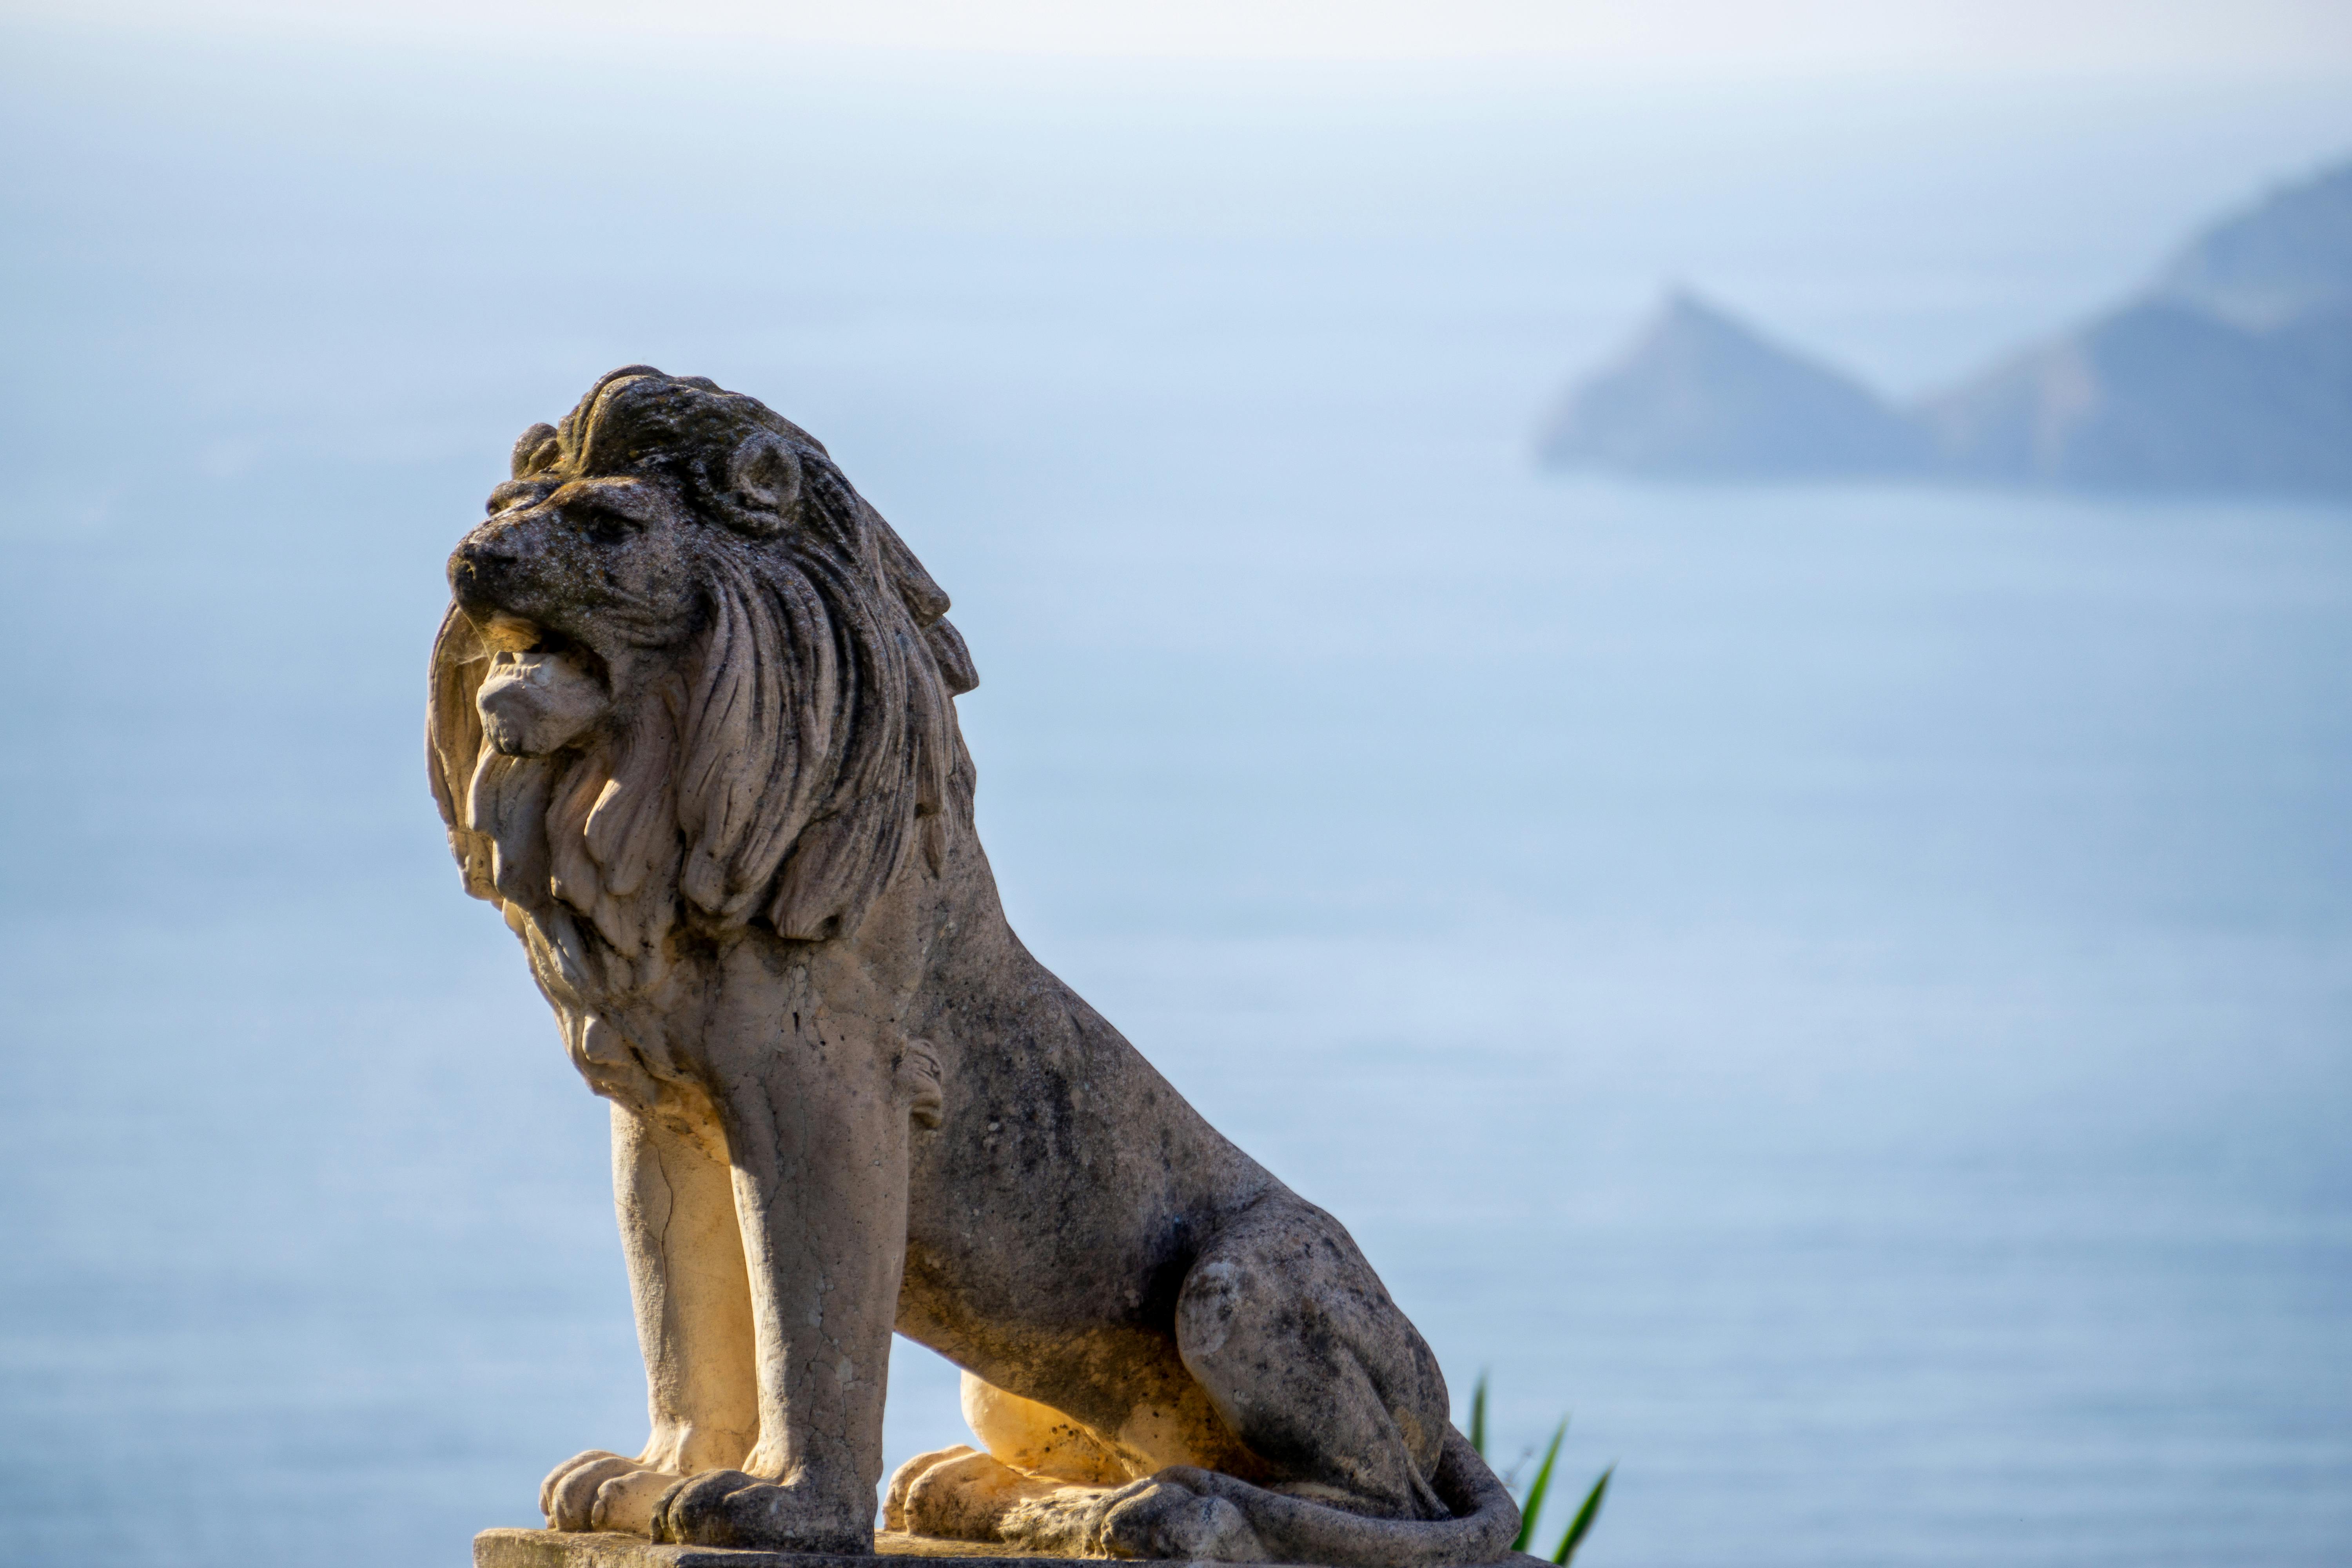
1540, 158, 2352, 495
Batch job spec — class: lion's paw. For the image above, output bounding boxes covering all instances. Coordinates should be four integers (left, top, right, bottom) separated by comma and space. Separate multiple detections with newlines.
540, 1450, 686, 1535
901, 1448, 1072, 1543
651, 1469, 873, 1554
884, 1444, 980, 1532
1098, 1479, 1267, 1563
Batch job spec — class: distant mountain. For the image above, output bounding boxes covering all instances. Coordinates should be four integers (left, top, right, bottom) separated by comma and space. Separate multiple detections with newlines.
1916, 298, 2352, 493
1539, 158, 2352, 497
1538, 291, 1927, 479
2152, 162, 2352, 328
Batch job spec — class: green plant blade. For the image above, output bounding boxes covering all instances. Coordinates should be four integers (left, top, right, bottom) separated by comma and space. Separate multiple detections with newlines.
1551, 1465, 1613, 1566
1469, 1372, 1488, 1459
1510, 1419, 1568, 1553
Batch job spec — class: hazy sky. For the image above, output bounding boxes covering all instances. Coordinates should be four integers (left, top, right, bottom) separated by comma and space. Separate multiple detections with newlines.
20, 0, 2352, 72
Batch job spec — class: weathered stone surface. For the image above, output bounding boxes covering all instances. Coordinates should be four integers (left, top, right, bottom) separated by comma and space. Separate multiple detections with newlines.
472, 1530, 1555, 1568
431, 369, 1522, 1566
475, 1526, 1098, 1567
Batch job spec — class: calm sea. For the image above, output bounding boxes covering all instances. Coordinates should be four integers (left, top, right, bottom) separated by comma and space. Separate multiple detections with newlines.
2, 24, 2349, 1568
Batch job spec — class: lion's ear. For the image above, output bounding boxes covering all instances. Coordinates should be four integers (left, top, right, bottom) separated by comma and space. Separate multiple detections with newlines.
725, 431, 802, 535
512, 423, 561, 479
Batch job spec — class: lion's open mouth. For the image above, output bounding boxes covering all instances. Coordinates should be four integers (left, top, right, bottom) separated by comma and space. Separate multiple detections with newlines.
475, 626, 613, 757
472, 612, 608, 679
476, 612, 555, 655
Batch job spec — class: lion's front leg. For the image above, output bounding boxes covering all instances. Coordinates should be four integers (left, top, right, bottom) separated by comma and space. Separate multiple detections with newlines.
543, 1098, 759, 1535
651, 1000, 911, 1554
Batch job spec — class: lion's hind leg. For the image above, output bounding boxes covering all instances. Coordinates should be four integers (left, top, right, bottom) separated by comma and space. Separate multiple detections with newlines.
1105, 1200, 1520, 1566
961, 1372, 1131, 1486
1173, 1200, 1451, 1521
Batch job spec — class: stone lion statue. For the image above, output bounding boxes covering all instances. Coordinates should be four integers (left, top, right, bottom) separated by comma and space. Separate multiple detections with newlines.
428, 368, 1519, 1565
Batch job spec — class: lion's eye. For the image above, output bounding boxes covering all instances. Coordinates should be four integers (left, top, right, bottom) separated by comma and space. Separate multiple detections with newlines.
574, 507, 633, 544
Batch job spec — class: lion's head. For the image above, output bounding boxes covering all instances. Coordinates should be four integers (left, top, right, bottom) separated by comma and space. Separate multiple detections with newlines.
428, 367, 978, 967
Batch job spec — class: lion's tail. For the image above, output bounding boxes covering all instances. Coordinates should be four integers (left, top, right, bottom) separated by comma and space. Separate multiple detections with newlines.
1164, 1427, 1525, 1568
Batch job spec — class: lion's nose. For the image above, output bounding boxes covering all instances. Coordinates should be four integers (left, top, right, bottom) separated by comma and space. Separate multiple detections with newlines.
448, 537, 514, 608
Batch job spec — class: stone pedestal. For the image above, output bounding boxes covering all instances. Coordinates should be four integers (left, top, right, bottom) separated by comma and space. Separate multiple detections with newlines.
474, 1531, 1550, 1568
474, 1530, 1081, 1568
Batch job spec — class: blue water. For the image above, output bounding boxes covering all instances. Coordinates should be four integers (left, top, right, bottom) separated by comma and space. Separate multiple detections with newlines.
3, 22, 2350, 1568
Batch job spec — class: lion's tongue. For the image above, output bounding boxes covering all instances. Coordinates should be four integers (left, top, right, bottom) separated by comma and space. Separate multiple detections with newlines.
478, 613, 541, 653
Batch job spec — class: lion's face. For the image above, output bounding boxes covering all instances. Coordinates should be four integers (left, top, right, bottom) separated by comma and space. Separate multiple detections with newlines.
431, 366, 981, 947
447, 473, 704, 756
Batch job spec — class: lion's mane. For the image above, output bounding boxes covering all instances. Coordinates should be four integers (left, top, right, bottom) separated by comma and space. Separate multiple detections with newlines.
427, 367, 978, 972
